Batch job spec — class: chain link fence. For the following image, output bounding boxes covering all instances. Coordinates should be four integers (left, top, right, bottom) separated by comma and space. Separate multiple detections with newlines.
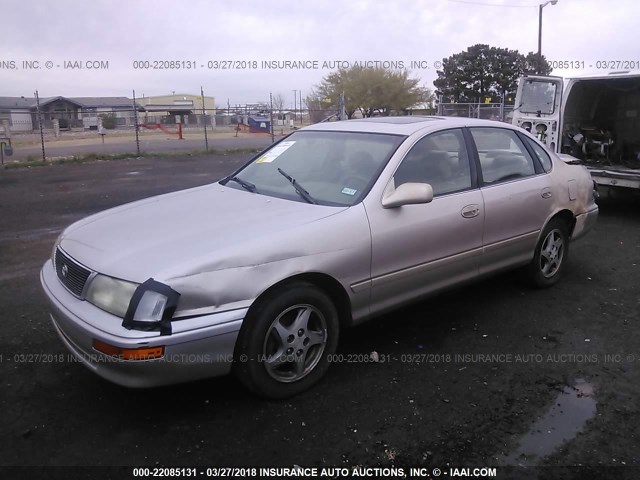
437, 102, 515, 123
1, 107, 286, 164
2, 98, 517, 165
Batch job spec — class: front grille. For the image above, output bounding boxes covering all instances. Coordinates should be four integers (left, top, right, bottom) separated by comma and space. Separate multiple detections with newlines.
54, 248, 92, 297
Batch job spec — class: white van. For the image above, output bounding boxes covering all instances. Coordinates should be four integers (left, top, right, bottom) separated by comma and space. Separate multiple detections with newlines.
512, 71, 640, 190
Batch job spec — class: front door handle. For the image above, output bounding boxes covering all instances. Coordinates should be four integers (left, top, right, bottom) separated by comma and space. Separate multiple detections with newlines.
461, 204, 480, 218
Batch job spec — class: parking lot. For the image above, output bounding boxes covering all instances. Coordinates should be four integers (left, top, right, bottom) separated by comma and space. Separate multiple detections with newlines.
0, 155, 639, 475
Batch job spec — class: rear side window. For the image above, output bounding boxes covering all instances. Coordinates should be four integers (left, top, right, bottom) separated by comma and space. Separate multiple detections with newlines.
525, 137, 553, 172
470, 128, 536, 184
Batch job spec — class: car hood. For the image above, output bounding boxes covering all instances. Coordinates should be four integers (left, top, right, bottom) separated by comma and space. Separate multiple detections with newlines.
59, 184, 348, 283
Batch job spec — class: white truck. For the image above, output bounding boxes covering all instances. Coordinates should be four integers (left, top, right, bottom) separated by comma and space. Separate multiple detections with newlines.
512, 71, 640, 190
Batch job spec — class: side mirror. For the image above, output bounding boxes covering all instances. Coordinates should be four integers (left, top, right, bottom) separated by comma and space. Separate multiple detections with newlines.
382, 182, 433, 208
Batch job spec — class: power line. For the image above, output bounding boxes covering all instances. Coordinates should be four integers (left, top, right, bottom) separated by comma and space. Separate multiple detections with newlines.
447, 0, 538, 8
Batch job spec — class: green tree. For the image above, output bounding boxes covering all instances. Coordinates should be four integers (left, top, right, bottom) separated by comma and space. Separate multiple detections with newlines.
305, 93, 334, 123
434, 44, 552, 104
523, 52, 552, 77
313, 66, 432, 119
99, 112, 118, 129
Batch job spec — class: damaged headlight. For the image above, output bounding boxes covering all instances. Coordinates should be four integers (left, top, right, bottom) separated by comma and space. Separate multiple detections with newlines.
86, 275, 180, 335
123, 279, 180, 335
86, 274, 139, 318
133, 290, 169, 322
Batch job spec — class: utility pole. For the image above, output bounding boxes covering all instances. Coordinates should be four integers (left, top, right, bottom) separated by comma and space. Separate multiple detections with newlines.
201, 86, 209, 152
269, 92, 275, 143
132, 90, 140, 156
34, 90, 46, 162
292, 89, 297, 125
299, 90, 303, 125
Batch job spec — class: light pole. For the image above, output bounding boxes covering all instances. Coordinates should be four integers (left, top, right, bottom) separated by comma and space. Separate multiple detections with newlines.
538, 0, 558, 73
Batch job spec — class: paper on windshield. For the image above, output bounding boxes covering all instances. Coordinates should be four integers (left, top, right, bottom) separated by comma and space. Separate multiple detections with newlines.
255, 141, 296, 163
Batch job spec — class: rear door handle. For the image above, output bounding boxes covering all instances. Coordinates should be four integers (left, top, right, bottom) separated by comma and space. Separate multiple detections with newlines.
461, 204, 480, 218
541, 188, 552, 199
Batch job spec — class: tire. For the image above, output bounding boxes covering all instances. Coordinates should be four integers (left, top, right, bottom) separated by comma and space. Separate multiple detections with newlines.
233, 282, 339, 399
521, 218, 570, 288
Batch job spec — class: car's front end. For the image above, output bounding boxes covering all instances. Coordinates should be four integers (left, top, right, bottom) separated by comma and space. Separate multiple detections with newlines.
41, 245, 246, 387
40, 176, 370, 388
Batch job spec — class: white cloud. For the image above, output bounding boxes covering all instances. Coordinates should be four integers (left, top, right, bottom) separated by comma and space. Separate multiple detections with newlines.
1, 0, 638, 105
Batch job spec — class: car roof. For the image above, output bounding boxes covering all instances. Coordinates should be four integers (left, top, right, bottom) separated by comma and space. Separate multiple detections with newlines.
302, 116, 518, 135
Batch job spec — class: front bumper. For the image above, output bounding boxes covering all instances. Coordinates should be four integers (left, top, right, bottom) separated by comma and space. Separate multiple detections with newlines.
40, 260, 245, 388
572, 205, 599, 241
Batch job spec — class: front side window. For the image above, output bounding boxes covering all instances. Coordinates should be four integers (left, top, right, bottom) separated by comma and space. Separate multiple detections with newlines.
470, 128, 537, 184
393, 129, 472, 196
222, 131, 405, 206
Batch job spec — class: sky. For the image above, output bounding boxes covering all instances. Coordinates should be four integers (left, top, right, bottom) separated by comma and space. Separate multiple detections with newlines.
1, 0, 638, 107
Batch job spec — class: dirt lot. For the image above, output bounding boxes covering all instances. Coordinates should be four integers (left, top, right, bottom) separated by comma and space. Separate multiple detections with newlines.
5, 128, 279, 161
0, 156, 639, 479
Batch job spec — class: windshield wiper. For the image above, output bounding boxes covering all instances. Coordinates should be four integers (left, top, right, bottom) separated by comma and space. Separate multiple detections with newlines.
277, 168, 317, 204
224, 175, 257, 192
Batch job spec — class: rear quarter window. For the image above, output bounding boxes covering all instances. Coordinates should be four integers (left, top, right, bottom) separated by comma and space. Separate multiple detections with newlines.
525, 138, 554, 172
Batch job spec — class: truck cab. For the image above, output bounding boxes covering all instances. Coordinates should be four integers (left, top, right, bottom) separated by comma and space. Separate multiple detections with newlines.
513, 71, 640, 190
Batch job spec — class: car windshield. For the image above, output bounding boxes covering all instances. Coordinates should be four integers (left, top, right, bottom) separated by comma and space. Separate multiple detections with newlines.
520, 80, 557, 115
223, 130, 405, 206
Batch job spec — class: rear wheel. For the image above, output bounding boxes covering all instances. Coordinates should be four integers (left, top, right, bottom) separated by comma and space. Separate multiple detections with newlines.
521, 218, 570, 288
233, 283, 339, 398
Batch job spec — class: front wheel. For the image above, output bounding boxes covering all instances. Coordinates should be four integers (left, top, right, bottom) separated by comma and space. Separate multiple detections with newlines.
521, 218, 570, 288
233, 283, 339, 398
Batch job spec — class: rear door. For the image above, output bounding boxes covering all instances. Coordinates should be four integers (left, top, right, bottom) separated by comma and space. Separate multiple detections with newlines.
513, 75, 564, 152
468, 126, 554, 275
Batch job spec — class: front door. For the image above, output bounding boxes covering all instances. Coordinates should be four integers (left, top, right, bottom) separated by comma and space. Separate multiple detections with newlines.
365, 128, 484, 316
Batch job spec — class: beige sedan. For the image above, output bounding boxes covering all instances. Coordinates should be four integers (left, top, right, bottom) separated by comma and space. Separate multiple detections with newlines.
41, 116, 598, 398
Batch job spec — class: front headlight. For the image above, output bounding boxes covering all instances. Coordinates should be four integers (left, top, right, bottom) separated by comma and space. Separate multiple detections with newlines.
85, 274, 139, 318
